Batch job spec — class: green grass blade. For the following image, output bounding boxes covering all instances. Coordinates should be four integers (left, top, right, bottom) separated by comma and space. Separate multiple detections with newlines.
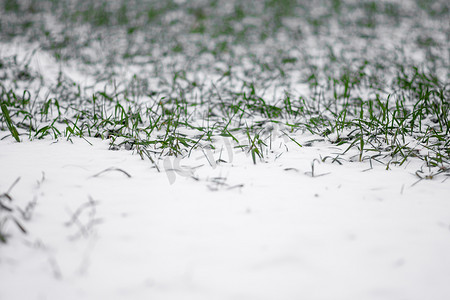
1, 104, 21, 142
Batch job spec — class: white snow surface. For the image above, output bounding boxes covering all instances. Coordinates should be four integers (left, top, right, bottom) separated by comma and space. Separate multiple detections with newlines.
1, 135, 449, 300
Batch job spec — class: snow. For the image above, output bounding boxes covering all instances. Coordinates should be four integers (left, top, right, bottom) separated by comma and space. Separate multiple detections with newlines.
1, 0, 449, 297
1, 135, 449, 300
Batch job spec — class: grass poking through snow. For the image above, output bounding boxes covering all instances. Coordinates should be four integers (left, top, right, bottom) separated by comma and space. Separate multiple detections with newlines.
0, 0, 448, 180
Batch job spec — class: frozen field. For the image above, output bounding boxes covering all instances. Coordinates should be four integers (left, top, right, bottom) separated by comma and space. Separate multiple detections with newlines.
1, 135, 449, 299
1, 0, 449, 299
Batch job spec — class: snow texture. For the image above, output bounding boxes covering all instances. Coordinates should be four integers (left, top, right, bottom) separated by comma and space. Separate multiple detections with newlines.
1, 135, 449, 300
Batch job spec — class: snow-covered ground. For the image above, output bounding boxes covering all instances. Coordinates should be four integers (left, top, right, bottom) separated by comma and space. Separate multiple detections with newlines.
1, 134, 449, 300
1, 0, 449, 299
